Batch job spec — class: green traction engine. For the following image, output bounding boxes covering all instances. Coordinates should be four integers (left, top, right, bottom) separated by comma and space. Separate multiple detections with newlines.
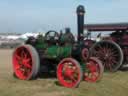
12, 5, 104, 88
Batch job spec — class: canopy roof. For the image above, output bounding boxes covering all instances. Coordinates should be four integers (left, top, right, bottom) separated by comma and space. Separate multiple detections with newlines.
84, 23, 128, 31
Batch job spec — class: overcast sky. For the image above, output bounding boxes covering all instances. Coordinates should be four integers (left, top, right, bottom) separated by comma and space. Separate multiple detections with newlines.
0, 0, 128, 34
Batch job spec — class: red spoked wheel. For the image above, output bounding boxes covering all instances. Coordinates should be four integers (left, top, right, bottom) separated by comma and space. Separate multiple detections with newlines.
12, 45, 40, 80
84, 57, 104, 82
90, 40, 123, 72
82, 48, 89, 61
57, 58, 83, 88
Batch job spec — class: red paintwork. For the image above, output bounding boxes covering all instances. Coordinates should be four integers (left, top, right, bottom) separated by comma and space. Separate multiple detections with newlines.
82, 48, 89, 61
111, 34, 128, 64
84, 23, 128, 31
122, 35, 128, 45
84, 58, 101, 82
13, 46, 33, 80
57, 58, 81, 88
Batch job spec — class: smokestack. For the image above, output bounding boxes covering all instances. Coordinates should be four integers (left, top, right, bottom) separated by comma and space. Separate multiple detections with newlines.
76, 5, 85, 42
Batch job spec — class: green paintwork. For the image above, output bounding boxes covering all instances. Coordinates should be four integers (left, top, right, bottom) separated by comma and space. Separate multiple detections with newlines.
34, 34, 72, 59
80, 62, 86, 72
35, 35, 47, 49
45, 45, 72, 59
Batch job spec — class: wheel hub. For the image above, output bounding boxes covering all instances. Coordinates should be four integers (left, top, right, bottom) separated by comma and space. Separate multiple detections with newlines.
64, 67, 74, 77
57, 58, 83, 88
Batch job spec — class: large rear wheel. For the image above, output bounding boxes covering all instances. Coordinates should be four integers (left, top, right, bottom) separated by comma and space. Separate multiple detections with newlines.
12, 45, 40, 80
90, 40, 123, 72
57, 58, 83, 88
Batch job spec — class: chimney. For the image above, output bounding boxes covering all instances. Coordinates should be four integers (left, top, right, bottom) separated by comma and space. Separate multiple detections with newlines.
76, 5, 85, 42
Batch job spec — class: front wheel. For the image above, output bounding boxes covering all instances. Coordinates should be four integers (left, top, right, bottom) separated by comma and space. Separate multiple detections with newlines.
57, 58, 83, 88
84, 57, 104, 82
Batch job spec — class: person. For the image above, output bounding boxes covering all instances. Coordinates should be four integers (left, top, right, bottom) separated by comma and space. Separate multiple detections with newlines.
59, 28, 75, 45
96, 33, 101, 42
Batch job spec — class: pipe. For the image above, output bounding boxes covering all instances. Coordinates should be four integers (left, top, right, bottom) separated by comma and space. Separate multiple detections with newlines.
76, 5, 85, 42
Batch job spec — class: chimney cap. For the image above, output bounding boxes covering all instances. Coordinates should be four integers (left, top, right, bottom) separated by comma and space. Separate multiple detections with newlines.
77, 5, 85, 13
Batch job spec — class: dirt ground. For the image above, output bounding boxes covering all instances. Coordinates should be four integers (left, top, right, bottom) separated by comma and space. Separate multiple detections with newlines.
0, 49, 128, 96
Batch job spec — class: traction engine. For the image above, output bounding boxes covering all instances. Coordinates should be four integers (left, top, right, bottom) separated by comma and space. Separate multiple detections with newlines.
12, 5, 104, 88
84, 24, 128, 72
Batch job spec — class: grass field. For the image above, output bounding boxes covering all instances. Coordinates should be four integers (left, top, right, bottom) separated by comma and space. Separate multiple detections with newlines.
0, 49, 128, 96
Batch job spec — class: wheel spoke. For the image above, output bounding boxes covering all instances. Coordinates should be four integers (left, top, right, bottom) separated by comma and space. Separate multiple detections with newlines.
22, 57, 32, 68
69, 74, 77, 82
15, 54, 21, 60
24, 63, 31, 68
24, 53, 28, 59
15, 65, 22, 70
21, 49, 26, 58
108, 60, 113, 71
24, 58, 31, 63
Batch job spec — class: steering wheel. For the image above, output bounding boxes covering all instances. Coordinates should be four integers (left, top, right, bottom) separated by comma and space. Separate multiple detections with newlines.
44, 30, 59, 41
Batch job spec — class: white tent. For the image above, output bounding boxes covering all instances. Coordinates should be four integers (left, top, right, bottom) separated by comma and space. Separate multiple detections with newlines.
19, 32, 39, 40
6, 35, 20, 40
